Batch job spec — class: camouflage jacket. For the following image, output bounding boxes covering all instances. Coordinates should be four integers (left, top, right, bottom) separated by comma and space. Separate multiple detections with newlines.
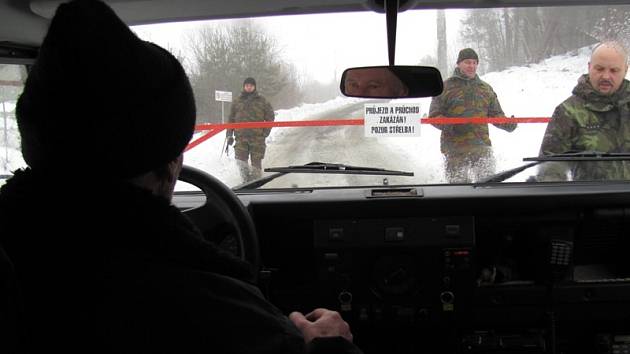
429, 68, 516, 153
227, 91, 275, 140
538, 74, 630, 181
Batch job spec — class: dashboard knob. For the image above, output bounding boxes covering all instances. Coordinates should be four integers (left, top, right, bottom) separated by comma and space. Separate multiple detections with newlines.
338, 291, 353, 304
440, 291, 455, 304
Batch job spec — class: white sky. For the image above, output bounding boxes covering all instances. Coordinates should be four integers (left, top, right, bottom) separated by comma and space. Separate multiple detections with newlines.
132, 9, 465, 84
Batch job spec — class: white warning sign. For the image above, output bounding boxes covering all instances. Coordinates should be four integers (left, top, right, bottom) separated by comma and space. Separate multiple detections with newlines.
215, 90, 233, 102
364, 103, 421, 137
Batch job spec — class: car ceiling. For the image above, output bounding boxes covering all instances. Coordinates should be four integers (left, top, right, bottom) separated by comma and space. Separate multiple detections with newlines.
2, 0, 630, 50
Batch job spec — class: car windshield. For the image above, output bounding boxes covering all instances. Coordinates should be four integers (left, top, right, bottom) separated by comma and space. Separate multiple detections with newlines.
0, 64, 26, 181
2, 4, 630, 189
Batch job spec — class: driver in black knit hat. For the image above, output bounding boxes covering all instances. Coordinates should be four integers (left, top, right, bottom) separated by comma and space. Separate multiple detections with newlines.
0, 1, 360, 353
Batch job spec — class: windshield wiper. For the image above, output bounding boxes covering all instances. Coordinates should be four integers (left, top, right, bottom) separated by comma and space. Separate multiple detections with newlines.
234, 162, 413, 190
476, 161, 541, 184
265, 162, 414, 176
476, 151, 630, 184
233, 172, 285, 190
524, 151, 630, 161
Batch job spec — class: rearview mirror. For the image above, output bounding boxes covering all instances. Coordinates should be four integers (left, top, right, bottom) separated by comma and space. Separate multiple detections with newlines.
340, 66, 443, 99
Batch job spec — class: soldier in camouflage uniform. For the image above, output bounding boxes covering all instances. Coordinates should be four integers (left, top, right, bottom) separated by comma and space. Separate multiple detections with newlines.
226, 77, 275, 181
429, 48, 517, 183
538, 41, 630, 181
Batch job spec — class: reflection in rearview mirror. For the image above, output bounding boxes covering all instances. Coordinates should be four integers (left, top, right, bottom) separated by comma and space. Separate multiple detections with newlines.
340, 66, 443, 99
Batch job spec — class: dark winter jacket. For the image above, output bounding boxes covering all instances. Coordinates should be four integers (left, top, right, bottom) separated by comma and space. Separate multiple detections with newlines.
429, 68, 516, 153
0, 168, 361, 354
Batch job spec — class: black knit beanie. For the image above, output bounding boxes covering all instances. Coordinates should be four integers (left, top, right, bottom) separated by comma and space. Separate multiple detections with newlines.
16, 0, 196, 179
243, 77, 256, 87
456, 48, 479, 63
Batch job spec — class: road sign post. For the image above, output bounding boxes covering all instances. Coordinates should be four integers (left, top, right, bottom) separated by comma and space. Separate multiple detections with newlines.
215, 90, 232, 123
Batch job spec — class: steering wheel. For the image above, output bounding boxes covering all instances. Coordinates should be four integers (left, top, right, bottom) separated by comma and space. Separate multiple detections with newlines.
178, 165, 260, 282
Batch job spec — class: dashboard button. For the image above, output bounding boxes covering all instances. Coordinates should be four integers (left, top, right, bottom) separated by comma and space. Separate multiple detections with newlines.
385, 227, 405, 242
445, 224, 461, 236
329, 228, 344, 241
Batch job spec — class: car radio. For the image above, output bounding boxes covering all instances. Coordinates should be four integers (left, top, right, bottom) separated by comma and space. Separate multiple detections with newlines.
314, 216, 475, 326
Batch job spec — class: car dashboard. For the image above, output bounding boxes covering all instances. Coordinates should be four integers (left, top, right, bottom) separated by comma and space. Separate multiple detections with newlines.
174, 182, 630, 354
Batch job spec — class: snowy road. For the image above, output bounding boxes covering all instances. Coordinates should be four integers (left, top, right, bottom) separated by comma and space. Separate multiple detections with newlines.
262, 99, 443, 188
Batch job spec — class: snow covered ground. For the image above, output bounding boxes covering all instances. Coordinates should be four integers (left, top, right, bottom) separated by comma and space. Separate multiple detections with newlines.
1, 46, 601, 188
1, 101, 21, 177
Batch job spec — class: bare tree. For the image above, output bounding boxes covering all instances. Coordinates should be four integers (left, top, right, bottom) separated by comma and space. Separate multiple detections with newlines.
187, 21, 302, 123
460, 6, 604, 72
589, 6, 630, 50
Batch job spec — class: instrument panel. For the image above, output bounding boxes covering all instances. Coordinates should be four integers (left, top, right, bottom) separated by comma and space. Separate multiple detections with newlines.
238, 185, 630, 353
